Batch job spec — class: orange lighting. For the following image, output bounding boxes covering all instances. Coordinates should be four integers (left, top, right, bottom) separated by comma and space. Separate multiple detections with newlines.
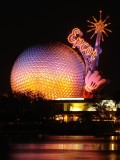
87, 10, 112, 42
11, 43, 86, 100
68, 28, 98, 60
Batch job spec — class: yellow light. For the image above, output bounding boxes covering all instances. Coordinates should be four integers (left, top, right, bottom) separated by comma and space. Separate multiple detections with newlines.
64, 115, 68, 122
87, 10, 112, 41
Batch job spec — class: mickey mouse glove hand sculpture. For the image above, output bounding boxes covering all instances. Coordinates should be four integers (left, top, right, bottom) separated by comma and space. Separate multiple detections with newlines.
84, 70, 107, 93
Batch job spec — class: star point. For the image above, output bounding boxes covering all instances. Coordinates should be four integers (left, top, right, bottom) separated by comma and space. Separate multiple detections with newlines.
87, 11, 112, 42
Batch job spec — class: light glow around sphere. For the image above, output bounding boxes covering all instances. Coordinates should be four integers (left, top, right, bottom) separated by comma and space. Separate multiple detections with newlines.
10, 42, 86, 100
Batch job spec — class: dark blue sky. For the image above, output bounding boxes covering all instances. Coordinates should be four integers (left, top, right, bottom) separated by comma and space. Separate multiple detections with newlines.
0, 0, 120, 96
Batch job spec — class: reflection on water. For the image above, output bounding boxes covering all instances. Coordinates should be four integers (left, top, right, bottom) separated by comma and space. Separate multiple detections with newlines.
1, 135, 120, 160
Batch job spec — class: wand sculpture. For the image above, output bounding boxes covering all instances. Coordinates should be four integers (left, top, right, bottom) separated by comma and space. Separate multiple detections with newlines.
83, 11, 112, 95
87, 10, 112, 71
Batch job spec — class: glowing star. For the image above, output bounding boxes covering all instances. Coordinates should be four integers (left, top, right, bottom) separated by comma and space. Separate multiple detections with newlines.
87, 10, 112, 45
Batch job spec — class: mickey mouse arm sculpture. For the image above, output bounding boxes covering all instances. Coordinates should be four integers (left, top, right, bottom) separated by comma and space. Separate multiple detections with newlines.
85, 70, 107, 91
82, 70, 108, 98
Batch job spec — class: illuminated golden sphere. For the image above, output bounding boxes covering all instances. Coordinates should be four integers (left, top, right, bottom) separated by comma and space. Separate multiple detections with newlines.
10, 42, 86, 99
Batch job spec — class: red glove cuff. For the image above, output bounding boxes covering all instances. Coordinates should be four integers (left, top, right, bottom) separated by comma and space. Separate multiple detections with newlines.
84, 85, 95, 93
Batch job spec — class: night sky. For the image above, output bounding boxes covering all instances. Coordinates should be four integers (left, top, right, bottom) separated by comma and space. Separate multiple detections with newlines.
0, 0, 120, 96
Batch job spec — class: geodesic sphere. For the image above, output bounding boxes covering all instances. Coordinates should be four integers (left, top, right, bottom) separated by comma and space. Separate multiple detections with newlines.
10, 42, 86, 100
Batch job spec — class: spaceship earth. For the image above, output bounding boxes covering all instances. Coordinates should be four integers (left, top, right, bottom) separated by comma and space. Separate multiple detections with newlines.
10, 42, 86, 100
